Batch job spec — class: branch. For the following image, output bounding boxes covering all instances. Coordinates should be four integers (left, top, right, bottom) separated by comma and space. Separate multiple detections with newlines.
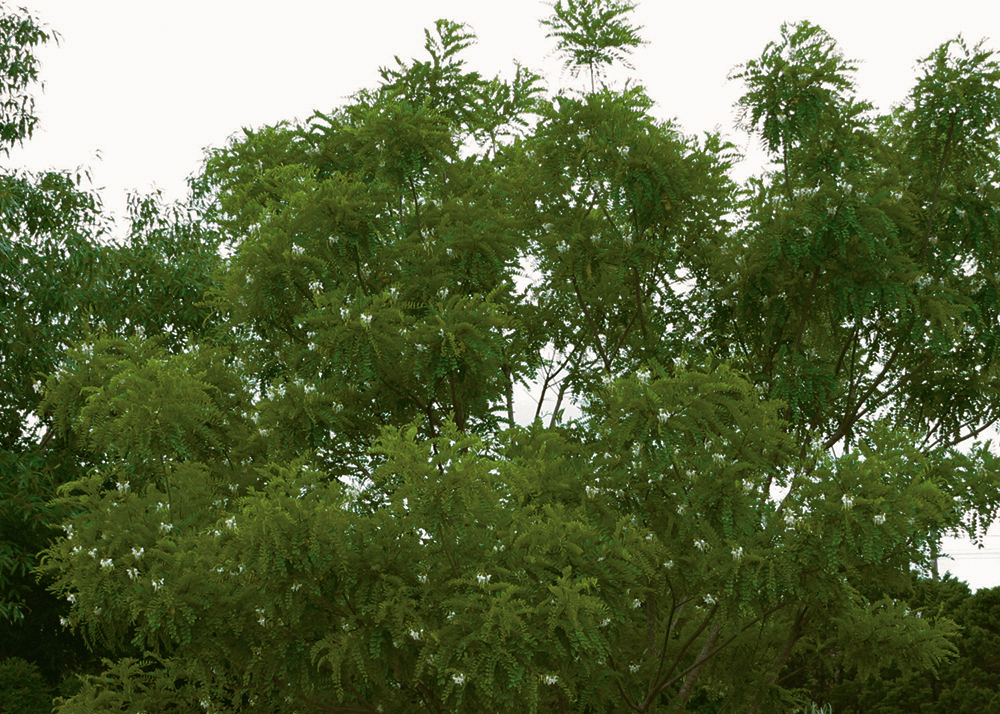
569, 271, 613, 371
747, 606, 810, 714
670, 621, 721, 711
647, 601, 790, 707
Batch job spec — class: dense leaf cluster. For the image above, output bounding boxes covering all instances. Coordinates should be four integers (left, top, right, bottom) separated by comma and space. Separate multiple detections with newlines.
4, 1, 1000, 713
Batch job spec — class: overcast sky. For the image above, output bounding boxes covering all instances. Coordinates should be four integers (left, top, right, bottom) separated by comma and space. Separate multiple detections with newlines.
10, 0, 1000, 589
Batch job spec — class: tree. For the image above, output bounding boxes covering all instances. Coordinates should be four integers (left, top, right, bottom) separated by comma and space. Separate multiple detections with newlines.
0, 3, 231, 704
784, 574, 1000, 713
539, 0, 646, 93
33, 4, 1000, 713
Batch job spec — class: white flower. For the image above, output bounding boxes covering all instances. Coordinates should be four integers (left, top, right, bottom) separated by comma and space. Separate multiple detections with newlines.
66, 593, 76, 604
88, 548, 97, 558
784, 512, 796, 526
100, 558, 113, 569
126, 567, 139, 580
543, 675, 559, 685
664, 561, 674, 569
632, 599, 642, 608
600, 618, 611, 627
309, 281, 322, 294
542, 223, 554, 232
418, 574, 428, 584
132, 547, 144, 559
152, 577, 164, 591
704, 593, 716, 605
842, 494, 854, 510
340, 307, 350, 320
159, 522, 173, 533
60, 616, 68, 626
225, 517, 237, 530
452, 673, 466, 686
556, 242, 569, 253
694, 539, 708, 552
292, 244, 304, 255
602, 373, 614, 386
636, 369, 650, 384
361, 313, 372, 325
776, 114, 787, 125
116, 481, 129, 492
201, 700, 210, 710
658, 410, 670, 423
63, 524, 74, 539
874, 513, 886, 525
476, 573, 491, 586
732, 547, 744, 561
629, 663, 640, 673
676, 504, 686, 516
742, 481, 753, 493
827, 206, 837, 216
409, 629, 421, 640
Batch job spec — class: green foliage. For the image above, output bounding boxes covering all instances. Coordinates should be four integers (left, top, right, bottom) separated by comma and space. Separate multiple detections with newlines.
788, 575, 1000, 713
0, 7, 231, 705
23, 2, 1000, 713
0, 656, 52, 714
539, 0, 647, 93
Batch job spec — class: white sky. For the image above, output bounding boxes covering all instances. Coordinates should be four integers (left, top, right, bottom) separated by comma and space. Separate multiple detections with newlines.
10, 0, 1000, 589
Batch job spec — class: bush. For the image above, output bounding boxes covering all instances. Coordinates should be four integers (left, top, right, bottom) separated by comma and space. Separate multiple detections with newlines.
0, 657, 53, 714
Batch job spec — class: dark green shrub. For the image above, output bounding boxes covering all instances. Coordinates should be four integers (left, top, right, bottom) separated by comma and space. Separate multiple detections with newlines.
0, 657, 53, 714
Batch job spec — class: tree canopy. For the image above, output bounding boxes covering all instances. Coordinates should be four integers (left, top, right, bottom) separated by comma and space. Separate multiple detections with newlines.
12, 1, 1000, 712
